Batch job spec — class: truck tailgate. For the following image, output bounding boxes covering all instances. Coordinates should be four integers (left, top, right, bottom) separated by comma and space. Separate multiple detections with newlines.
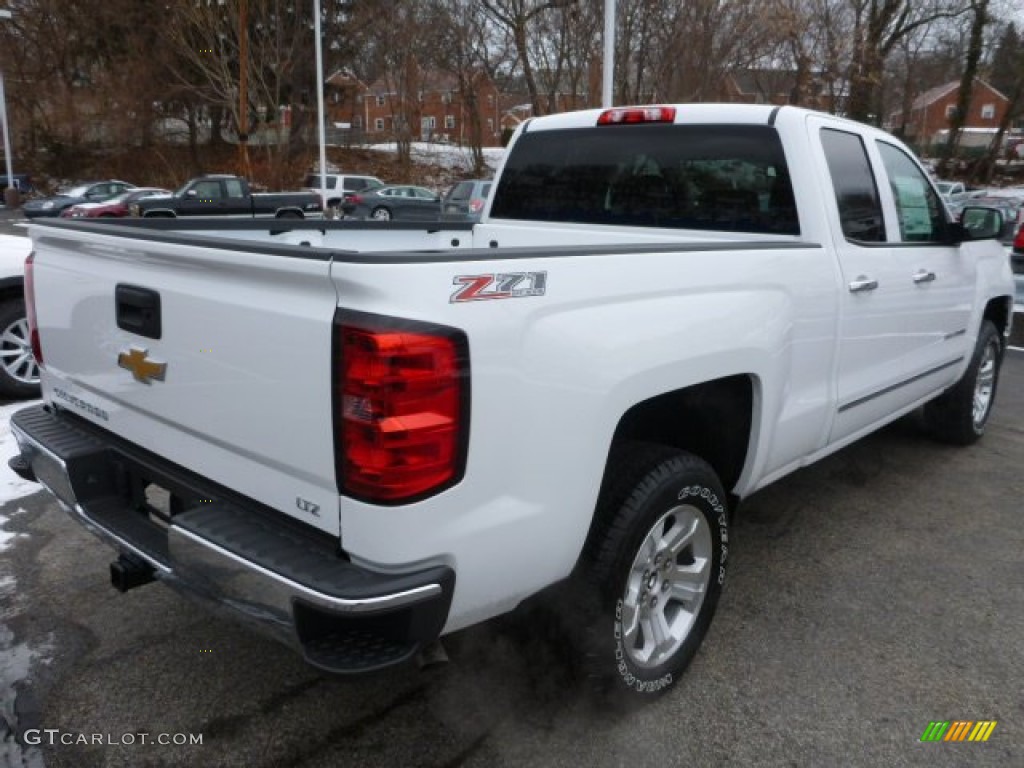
29, 224, 342, 536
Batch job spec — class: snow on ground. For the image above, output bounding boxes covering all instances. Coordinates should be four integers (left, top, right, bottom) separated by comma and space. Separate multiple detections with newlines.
366, 142, 505, 175
0, 401, 44, 550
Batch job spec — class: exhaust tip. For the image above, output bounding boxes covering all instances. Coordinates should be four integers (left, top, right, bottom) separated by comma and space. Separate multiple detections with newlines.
110, 554, 155, 593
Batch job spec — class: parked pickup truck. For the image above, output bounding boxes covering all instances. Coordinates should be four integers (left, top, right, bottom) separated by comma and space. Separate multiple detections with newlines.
11, 104, 1014, 701
131, 174, 322, 219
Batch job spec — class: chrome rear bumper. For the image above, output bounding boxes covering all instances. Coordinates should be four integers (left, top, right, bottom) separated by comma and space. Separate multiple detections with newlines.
10, 404, 455, 674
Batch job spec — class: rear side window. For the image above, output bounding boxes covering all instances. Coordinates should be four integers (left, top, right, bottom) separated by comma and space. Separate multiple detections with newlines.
448, 182, 473, 201
490, 124, 799, 235
820, 129, 885, 242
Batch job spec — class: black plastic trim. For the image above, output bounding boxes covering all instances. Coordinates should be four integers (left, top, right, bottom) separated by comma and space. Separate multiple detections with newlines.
29, 216, 819, 264
838, 357, 964, 413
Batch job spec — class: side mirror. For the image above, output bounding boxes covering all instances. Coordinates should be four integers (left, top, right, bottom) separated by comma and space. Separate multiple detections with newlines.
958, 206, 1003, 241
185, 189, 198, 198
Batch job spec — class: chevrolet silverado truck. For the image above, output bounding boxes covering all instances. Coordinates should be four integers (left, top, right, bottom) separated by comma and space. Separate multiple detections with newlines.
9, 104, 1014, 701
131, 174, 322, 219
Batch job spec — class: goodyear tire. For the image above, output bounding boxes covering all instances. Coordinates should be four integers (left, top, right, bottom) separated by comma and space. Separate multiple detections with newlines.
923, 320, 1003, 445
575, 442, 729, 701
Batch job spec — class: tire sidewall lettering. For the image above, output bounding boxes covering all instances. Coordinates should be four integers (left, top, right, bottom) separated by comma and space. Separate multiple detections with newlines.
613, 598, 674, 694
676, 483, 729, 583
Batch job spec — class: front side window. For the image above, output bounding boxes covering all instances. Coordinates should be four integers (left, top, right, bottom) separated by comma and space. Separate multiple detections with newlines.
820, 128, 885, 242
491, 124, 799, 234
875, 141, 949, 243
192, 181, 222, 200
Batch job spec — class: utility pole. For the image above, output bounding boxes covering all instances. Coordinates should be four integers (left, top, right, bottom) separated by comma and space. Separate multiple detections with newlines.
602, 0, 614, 107
0, 8, 16, 208
238, 0, 251, 178
314, 0, 327, 206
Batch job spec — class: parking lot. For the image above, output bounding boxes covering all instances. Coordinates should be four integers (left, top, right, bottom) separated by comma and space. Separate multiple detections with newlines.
0, 346, 1021, 767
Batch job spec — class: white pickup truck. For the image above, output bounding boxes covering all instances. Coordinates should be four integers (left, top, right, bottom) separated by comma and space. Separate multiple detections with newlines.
9, 104, 1014, 700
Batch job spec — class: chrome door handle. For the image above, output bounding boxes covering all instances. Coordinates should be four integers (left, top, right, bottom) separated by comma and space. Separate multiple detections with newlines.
848, 276, 878, 293
913, 270, 936, 284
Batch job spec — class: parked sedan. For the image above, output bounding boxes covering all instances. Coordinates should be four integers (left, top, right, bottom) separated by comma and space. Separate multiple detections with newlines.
23, 180, 136, 218
344, 185, 441, 221
61, 187, 171, 219
441, 179, 493, 222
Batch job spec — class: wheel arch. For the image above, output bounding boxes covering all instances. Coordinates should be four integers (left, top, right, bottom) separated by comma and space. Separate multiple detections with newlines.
142, 209, 177, 218
608, 375, 756, 498
0, 277, 25, 302
275, 208, 305, 219
982, 295, 1013, 343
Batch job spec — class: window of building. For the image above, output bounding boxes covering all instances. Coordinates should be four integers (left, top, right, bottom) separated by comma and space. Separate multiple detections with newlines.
819, 128, 885, 242
353, 116, 362, 129
376, 95, 385, 107
981, 103, 995, 119
374, 118, 384, 131
487, 94, 495, 106
945, 104, 957, 119
445, 115, 455, 129
487, 118, 494, 132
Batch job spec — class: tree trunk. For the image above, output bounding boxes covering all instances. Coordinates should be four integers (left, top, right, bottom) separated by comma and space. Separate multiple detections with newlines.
938, 0, 988, 177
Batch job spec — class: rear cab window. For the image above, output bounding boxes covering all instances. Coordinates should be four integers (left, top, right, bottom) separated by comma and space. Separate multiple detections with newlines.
490, 124, 799, 235
819, 128, 885, 243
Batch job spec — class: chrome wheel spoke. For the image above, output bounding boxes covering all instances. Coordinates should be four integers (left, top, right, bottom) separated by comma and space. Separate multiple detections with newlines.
621, 503, 713, 669
669, 562, 708, 610
650, 608, 673, 658
660, 513, 699, 557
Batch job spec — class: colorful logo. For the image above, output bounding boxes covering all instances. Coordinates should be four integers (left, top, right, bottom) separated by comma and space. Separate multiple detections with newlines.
920, 721, 997, 742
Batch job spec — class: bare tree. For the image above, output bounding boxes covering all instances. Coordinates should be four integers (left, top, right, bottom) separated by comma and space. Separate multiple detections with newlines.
481, 0, 578, 115
845, 0, 973, 123
938, 0, 990, 174
429, 1, 503, 173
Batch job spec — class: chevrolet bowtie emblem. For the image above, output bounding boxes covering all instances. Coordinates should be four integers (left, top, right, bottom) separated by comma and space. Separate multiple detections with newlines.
117, 347, 167, 384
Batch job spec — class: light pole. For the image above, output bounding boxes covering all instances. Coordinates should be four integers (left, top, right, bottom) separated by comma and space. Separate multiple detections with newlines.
0, 7, 15, 207
314, 0, 327, 206
602, 0, 614, 107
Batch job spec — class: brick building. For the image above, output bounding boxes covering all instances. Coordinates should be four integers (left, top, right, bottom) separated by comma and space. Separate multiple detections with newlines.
326, 69, 503, 147
896, 78, 1009, 148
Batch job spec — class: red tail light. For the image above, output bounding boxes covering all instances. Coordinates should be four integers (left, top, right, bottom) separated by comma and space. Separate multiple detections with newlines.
469, 198, 485, 213
349, 194, 363, 206
335, 313, 469, 504
1014, 223, 1024, 251
597, 106, 676, 125
24, 251, 43, 367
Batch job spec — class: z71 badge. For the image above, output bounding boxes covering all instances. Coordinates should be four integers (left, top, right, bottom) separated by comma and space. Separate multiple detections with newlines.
450, 271, 547, 303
